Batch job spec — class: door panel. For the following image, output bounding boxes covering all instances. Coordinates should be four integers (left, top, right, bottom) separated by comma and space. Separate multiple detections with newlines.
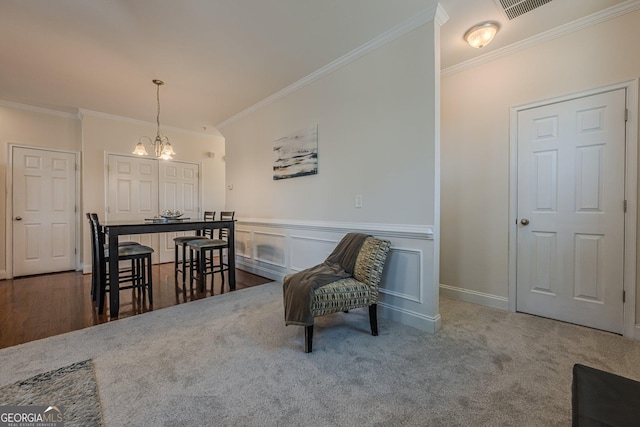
107, 155, 159, 251
516, 89, 626, 334
158, 162, 201, 263
13, 147, 76, 276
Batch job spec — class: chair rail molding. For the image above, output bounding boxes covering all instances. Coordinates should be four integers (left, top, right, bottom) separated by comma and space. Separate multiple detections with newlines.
235, 217, 440, 334
237, 218, 434, 239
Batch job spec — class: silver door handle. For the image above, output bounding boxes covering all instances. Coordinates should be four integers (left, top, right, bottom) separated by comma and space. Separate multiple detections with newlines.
15, 216, 22, 221
520, 218, 529, 225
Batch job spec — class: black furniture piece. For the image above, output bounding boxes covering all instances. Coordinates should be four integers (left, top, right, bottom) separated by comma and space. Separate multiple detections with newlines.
187, 211, 235, 294
572, 363, 640, 427
86, 213, 140, 302
102, 217, 236, 317
89, 214, 154, 315
173, 211, 215, 285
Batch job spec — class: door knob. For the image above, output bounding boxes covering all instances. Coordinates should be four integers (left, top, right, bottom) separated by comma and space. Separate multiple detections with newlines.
15, 216, 22, 221
520, 218, 530, 225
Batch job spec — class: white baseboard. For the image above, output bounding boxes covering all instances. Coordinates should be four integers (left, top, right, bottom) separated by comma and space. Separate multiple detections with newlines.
379, 302, 442, 333
634, 324, 640, 341
0, 270, 6, 280
236, 258, 285, 283
439, 284, 509, 311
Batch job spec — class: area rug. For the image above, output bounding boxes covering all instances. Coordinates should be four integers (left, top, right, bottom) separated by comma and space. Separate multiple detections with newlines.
0, 359, 103, 426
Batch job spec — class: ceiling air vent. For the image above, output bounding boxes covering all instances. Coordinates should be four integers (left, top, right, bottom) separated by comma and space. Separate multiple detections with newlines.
495, 0, 553, 20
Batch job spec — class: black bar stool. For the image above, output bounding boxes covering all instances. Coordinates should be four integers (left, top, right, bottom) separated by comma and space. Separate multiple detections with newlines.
173, 211, 215, 285
187, 211, 235, 293
90, 213, 154, 314
86, 213, 140, 302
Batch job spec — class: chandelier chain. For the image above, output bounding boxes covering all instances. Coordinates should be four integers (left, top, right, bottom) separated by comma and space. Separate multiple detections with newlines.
132, 79, 175, 160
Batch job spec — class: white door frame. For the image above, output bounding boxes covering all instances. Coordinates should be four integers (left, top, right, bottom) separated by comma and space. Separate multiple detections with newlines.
103, 152, 203, 219
5, 144, 82, 279
508, 79, 639, 339
103, 152, 203, 264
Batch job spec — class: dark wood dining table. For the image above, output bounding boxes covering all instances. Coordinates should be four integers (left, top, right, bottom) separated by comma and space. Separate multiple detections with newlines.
101, 218, 236, 318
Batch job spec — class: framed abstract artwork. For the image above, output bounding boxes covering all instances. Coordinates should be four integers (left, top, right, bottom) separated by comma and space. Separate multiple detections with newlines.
273, 125, 318, 180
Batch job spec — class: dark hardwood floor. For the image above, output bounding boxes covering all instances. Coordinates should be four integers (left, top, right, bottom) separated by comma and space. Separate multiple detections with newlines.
0, 264, 272, 349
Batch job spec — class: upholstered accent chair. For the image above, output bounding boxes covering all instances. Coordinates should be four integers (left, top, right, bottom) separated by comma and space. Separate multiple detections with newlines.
285, 236, 391, 353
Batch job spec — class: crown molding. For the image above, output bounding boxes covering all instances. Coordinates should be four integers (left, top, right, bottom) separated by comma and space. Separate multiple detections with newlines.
435, 3, 450, 27
0, 100, 219, 138
0, 99, 78, 119
217, 4, 447, 129
78, 108, 215, 138
442, 0, 640, 78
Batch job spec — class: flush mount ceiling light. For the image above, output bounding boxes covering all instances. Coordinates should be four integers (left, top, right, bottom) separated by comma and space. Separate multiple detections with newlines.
133, 79, 176, 160
464, 21, 500, 49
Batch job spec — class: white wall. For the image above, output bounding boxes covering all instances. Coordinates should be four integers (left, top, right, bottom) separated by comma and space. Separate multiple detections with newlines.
0, 104, 225, 277
220, 17, 443, 332
440, 10, 640, 316
0, 104, 81, 278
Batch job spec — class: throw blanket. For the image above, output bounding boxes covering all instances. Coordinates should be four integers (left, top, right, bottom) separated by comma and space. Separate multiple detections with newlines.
283, 233, 370, 326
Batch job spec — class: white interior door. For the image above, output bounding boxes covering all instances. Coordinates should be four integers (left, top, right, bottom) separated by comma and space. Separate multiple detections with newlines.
106, 155, 201, 263
12, 147, 77, 276
107, 155, 159, 253
158, 161, 201, 263
516, 89, 627, 333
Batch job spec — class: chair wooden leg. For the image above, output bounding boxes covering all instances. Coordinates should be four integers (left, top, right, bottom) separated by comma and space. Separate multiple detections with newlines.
219, 247, 225, 287
147, 254, 153, 305
198, 249, 206, 293
137, 258, 144, 299
97, 270, 107, 314
183, 243, 190, 285
304, 325, 313, 353
188, 248, 195, 288
190, 249, 197, 288
369, 304, 378, 336
174, 243, 179, 282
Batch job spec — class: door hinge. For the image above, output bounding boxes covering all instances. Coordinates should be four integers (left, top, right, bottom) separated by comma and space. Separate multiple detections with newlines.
625, 108, 629, 122
623, 290, 626, 303
624, 200, 628, 212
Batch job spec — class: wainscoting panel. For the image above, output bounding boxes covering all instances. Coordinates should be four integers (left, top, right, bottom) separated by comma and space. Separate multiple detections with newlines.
235, 218, 439, 333
290, 235, 339, 272
253, 231, 286, 268
380, 248, 422, 303
235, 229, 252, 259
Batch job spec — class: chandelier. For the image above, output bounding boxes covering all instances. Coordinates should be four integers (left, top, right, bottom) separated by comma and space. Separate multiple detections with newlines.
133, 79, 176, 160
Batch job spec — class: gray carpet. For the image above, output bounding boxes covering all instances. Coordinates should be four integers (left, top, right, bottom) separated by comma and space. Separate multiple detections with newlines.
0, 359, 103, 426
0, 282, 639, 426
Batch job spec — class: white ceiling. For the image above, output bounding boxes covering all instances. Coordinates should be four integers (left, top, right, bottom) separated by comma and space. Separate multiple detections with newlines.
0, 0, 632, 132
